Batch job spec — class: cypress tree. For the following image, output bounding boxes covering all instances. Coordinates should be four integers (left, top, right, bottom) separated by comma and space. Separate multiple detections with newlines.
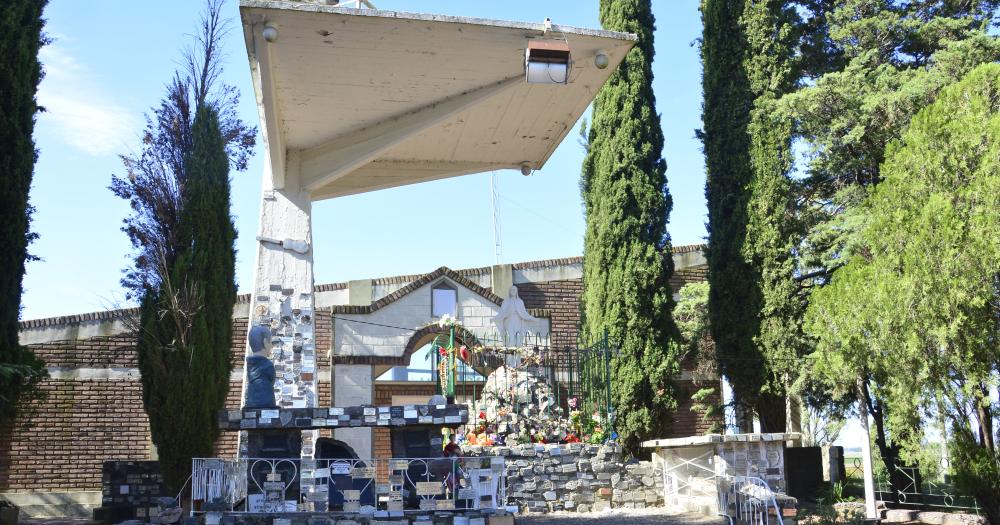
741, 1, 801, 432
700, 0, 763, 431
0, 0, 47, 422
581, 0, 679, 455
138, 105, 235, 492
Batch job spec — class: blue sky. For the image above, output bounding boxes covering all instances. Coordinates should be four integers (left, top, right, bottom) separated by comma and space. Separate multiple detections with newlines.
23, 0, 707, 320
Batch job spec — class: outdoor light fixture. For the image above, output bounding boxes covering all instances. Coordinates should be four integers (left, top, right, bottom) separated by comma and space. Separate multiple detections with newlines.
262, 25, 278, 43
525, 40, 571, 84
595, 51, 609, 69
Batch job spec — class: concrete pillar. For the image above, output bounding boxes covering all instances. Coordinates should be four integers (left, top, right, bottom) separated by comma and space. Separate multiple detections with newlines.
240, 154, 319, 459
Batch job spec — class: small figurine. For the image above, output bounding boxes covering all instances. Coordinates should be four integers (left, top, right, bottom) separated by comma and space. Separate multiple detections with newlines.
244, 324, 277, 408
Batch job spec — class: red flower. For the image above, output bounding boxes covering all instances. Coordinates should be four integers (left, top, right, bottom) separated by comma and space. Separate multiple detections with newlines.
478, 411, 486, 420
438, 347, 448, 356
459, 345, 470, 361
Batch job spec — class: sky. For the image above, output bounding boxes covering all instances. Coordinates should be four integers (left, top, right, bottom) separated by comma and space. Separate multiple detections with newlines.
22, 0, 708, 321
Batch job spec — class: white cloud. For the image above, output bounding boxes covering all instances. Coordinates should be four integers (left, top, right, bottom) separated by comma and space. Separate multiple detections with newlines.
37, 44, 139, 157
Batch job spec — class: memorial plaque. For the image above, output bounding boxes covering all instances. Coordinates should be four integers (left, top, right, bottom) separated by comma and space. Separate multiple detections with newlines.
389, 460, 409, 471
457, 488, 476, 500
387, 500, 404, 512
352, 467, 376, 479
331, 462, 352, 475
378, 406, 390, 413
389, 474, 404, 485
390, 407, 404, 418
436, 499, 455, 510
403, 410, 418, 419
376, 483, 391, 494
364, 416, 377, 423
419, 416, 433, 424
364, 407, 377, 416
416, 482, 443, 496
315, 468, 330, 478
330, 407, 344, 416
445, 416, 461, 424
261, 409, 280, 419
343, 490, 361, 501
312, 418, 326, 427
344, 501, 360, 512
264, 481, 285, 491
418, 499, 437, 510
386, 491, 403, 501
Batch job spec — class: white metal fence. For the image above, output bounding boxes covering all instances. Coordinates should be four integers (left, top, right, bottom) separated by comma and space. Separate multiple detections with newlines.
191, 456, 505, 515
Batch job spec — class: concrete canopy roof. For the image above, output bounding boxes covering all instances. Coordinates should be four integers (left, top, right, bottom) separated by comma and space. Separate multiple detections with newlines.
239, 1, 637, 199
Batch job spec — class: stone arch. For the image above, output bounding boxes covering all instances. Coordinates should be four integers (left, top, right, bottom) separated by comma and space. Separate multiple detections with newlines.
400, 326, 503, 377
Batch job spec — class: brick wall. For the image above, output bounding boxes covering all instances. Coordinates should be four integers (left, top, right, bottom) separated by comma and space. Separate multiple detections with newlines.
0, 379, 150, 491
4, 265, 714, 494
516, 279, 582, 347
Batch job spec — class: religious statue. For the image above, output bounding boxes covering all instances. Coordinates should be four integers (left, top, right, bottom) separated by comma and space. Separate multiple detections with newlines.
244, 324, 277, 409
491, 285, 539, 342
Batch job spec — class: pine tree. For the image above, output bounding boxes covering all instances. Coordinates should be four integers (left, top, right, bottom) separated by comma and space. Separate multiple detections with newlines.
0, 0, 47, 422
806, 63, 1000, 521
581, 0, 679, 455
138, 105, 236, 492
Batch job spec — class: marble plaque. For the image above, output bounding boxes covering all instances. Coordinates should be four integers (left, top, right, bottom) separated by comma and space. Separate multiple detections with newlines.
416, 482, 442, 496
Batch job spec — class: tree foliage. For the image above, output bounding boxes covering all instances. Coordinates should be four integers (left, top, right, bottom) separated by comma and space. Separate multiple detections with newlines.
582, 0, 679, 455
701, 0, 803, 431
114, 0, 253, 492
806, 63, 1000, 521
0, 0, 48, 424
675, 282, 723, 434
700, 0, 761, 432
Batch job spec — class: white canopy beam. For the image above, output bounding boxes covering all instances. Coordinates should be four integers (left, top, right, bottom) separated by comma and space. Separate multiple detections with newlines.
247, 22, 287, 189
298, 75, 522, 192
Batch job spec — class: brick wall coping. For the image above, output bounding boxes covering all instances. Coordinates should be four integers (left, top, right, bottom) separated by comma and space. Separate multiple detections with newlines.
19, 245, 704, 334
641, 432, 803, 449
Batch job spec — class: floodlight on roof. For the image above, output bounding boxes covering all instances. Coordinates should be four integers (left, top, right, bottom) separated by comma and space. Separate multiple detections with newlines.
525, 40, 571, 84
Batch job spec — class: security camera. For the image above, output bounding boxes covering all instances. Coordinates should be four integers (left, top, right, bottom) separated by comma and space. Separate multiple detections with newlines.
520, 163, 533, 176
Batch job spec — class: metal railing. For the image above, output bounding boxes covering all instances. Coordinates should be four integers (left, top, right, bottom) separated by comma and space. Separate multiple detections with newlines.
718, 476, 784, 525
191, 456, 505, 514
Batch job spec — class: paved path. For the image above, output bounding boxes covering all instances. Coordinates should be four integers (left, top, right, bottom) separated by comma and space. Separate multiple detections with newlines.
517, 509, 726, 525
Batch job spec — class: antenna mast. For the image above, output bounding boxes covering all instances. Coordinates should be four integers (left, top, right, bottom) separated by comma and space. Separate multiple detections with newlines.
491, 172, 502, 264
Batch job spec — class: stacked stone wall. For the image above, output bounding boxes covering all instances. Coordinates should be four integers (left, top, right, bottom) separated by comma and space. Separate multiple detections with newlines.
466, 443, 664, 513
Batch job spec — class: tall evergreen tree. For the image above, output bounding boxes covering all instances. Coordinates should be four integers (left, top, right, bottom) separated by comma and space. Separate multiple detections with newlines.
700, 0, 764, 431
806, 63, 1000, 521
0, 0, 48, 422
741, 1, 802, 432
581, 0, 679, 455
781, 0, 1000, 491
138, 105, 235, 492
113, 1, 253, 492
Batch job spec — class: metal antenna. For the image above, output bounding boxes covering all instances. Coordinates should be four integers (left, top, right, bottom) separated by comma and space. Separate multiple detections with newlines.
491, 172, 503, 264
